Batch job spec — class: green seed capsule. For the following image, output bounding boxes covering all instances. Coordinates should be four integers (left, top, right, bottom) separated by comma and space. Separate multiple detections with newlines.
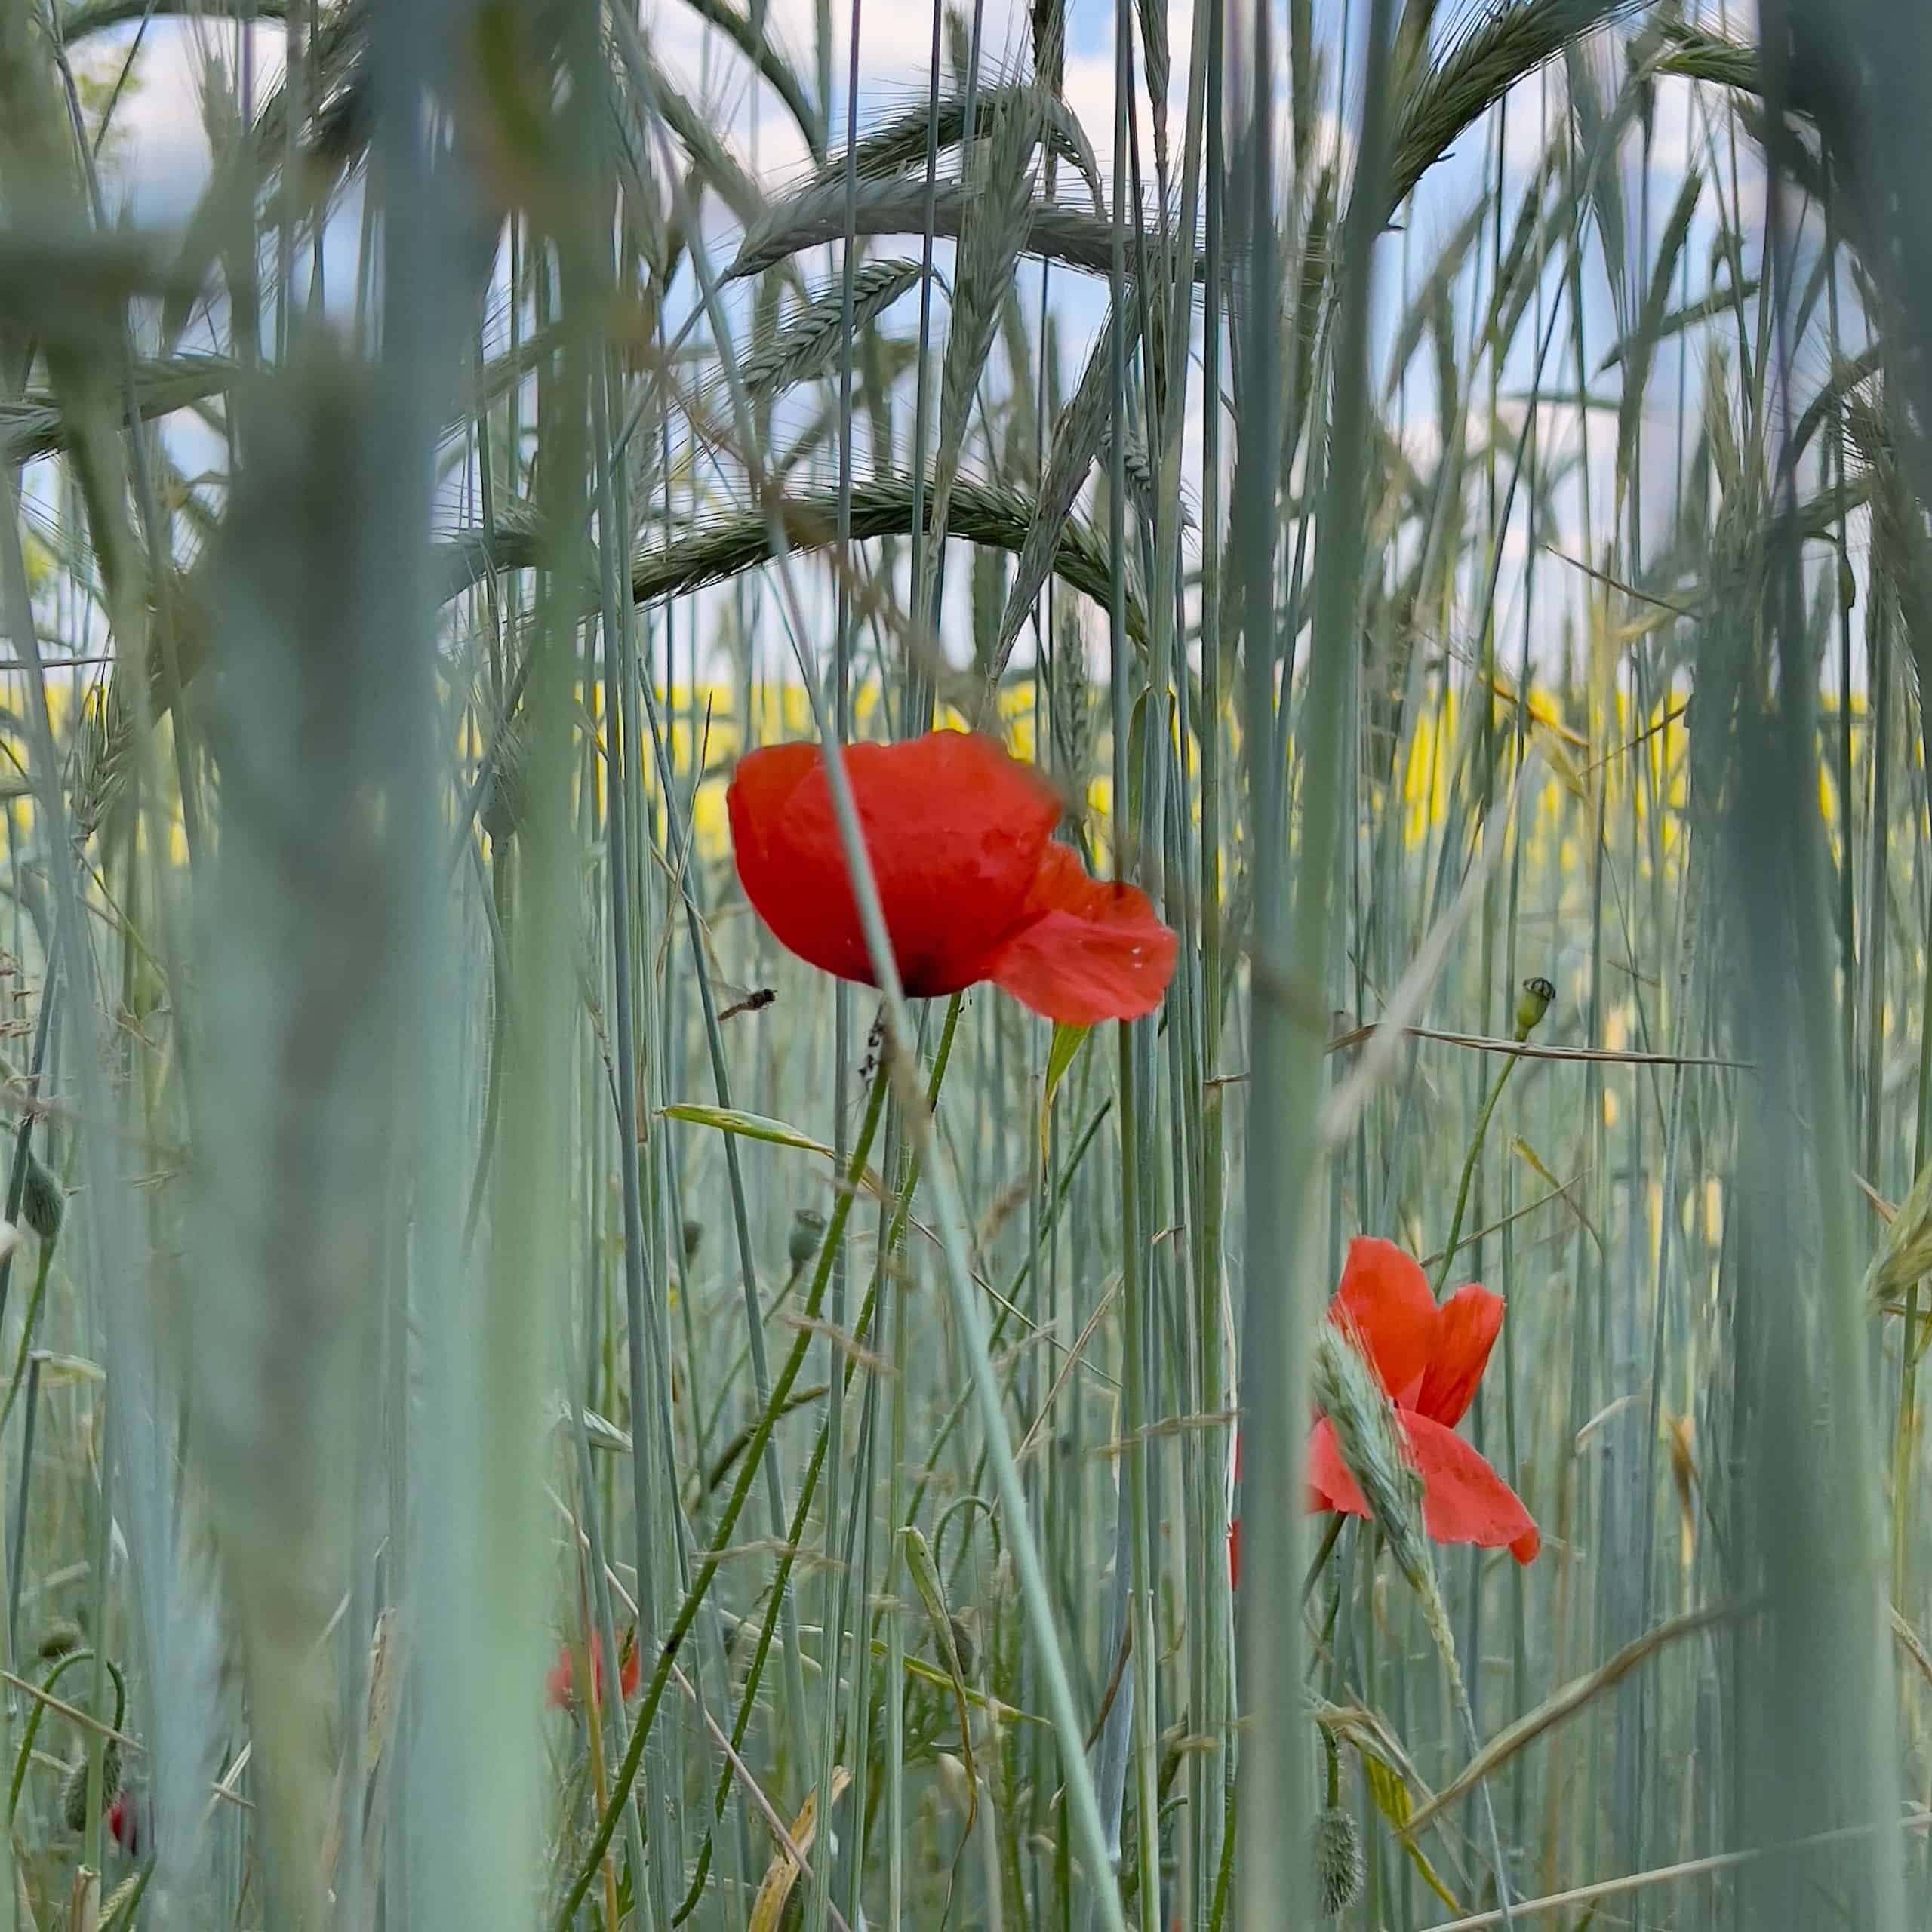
787, 1208, 826, 1269
21, 1152, 62, 1241
61, 1742, 120, 1835
1313, 1805, 1364, 1916
1515, 975, 1555, 1041
36, 1620, 82, 1662
479, 735, 530, 844
948, 1612, 978, 1682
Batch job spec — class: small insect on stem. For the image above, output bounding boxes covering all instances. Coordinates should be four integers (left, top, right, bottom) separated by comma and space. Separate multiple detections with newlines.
857, 1009, 888, 1084
718, 987, 775, 1023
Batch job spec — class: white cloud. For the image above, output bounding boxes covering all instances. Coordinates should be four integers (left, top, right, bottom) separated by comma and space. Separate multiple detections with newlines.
89, 19, 285, 225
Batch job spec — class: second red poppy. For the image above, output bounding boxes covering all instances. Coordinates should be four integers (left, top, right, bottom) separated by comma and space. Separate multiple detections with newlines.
547, 1631, 641, 1712
1229, 1237, 1540, 1586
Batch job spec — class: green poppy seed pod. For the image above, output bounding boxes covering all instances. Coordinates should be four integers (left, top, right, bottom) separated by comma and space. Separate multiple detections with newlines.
36, 1619, 82, 1661
1515, 975, 1555, 1042
1313, 1806, 1364, 1916
60, 1755, 87, 1835
21, 1152, 63, 1242
681, 1218, 704, 1266
479, 735, 529, 844
787, 1208, 826, 1269
61, 1742, 121, 1834
948, 1612, 977, 1682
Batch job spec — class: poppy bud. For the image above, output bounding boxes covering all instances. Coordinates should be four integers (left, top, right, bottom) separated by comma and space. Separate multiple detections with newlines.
108, 1786, 144, 1857
948, 1613, 977, 1682
787, 1208, 826, 1270
62, 1743, 121, 1834
60, 1757, 86, 1835
479, 734, 529, 844
20, 1152, 61, 1241
1312, 1806, 1364, 1915
37, 1619, 82, 1662
1514, 976, 1555, 1041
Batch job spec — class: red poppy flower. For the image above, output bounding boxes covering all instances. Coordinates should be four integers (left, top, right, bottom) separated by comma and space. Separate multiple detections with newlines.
109, 1787, 143, 1857
1228, 1238, 1539, 1586
547, 1631, 641, 1711
727, 731, 1178, 1026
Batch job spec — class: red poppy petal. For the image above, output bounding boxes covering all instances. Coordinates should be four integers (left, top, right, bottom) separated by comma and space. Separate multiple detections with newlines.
1402, 1412, 1540, 1562
1011, 839, 1113, 921
550, 1632, 638, 1709
1331, 1238, 1438, 1404
1305, 1415, 1373, 1521
1228, 1431, 1242, 1586
984, 844, 1179, 1023
728, 743, 862, 982
728, 734, 1060, 997
1414, 1284, 1504, 1427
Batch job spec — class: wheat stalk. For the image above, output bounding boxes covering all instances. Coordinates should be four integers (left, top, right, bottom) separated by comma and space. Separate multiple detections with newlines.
431, 475, 1149, 645
922, 66, 1056, 579
808, 79, 1104, 211
1100, 425, 1189, 530
1652, 18, 1758, 94
1135, 0, 1170, 177
1386, 0, 1647, 225
663, 0, 825, 158
1312, 1318, 1516, 1918
727, 176, 1210, 283
613, 23, 764, 227
988, 297, 1143, 683
739, 258, 924, 399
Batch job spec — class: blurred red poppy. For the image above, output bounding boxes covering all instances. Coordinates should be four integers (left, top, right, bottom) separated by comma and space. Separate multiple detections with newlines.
547, 1631, 641, 1712
1228, 1238, 1540, 1587
727, 731, 1177, 1026
109, 1788, 143, 1857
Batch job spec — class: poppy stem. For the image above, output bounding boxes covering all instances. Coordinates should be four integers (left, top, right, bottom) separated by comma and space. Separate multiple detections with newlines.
1205, 1761, 1238, 1932
672, 995, 965, 1925
549, 1040, 896, 1932
1432, 1056, 1520, 1300
1300, 1514, 1346, 1605
1432, 979, 1552, 1297
1437, 981, 1553, 1298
